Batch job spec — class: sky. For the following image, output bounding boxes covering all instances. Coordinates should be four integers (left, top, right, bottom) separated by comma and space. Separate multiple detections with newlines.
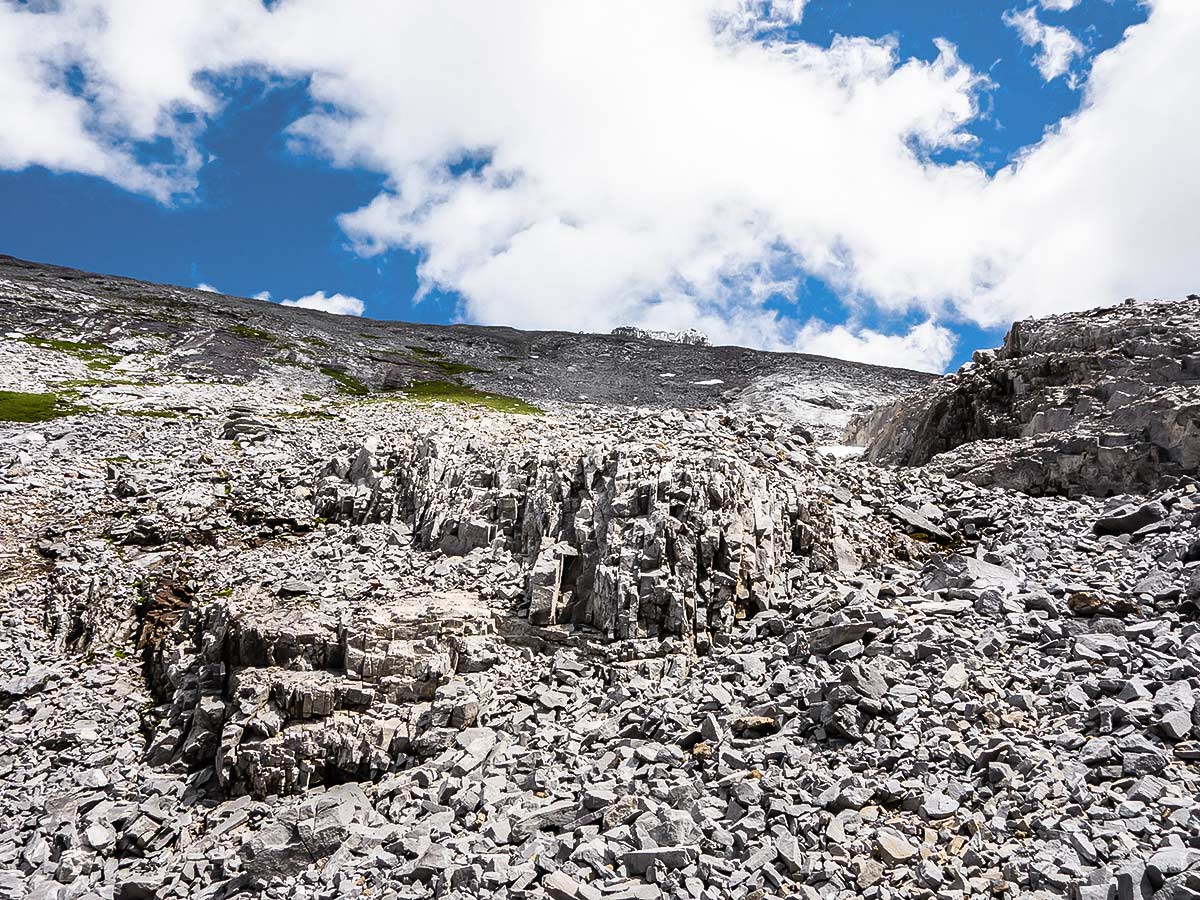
0, 0, 1194, 374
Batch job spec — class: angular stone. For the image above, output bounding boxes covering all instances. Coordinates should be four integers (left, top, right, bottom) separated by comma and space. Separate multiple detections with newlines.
876, 827, 918, 864
623, 846, 699, 875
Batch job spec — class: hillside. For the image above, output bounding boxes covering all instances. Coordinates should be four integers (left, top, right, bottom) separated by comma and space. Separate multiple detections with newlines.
1, 257, 1197, 900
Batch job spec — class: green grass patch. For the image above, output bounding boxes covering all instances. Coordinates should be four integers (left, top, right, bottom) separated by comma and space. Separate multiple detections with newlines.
406, 345, 486, 375
230, 324, 279, 342
21, 336, 121, 366
320, 366, 369, 396
55, 377, 141, 389
0, 390, 87, 422
407, 345, 443, 358
401, 380, 542, 415
302, 336, 328, 347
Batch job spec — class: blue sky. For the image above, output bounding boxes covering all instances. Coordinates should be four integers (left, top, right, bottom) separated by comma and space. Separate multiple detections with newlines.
1, 0, 1188, 373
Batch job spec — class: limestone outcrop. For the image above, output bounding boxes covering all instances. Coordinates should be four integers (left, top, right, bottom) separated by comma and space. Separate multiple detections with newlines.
312, 424, 843, 645
850, 296, 1200, 495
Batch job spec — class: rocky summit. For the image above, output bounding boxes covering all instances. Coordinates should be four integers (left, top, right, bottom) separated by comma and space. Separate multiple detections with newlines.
1, 257, 1198, 900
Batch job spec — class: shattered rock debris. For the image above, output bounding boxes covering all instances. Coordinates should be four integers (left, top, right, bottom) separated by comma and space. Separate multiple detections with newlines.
2, 257, 1199, 900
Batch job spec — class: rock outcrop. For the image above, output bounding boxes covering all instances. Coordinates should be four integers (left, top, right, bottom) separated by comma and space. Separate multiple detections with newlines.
311, 420, 844, 645
610, 326, 711, 346
850, 296, 1200, 495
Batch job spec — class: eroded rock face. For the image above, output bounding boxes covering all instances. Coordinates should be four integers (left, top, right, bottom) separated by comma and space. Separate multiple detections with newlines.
144, 588, 496, 798
850, 296, 1200, 495
312, 426, 846, 645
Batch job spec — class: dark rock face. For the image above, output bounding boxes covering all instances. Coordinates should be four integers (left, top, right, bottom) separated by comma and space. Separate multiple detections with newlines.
849, 297, 1200, 495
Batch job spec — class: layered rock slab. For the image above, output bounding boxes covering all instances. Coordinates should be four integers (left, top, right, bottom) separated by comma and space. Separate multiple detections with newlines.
145, 585, 497, 798
312, 417, 857, 646
850, 296, 1200, 495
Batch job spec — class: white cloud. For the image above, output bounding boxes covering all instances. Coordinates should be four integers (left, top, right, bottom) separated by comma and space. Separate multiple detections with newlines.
278, 290, 366, 317
793, 321, 956, 373
0, 0, 1197, 373
198, 283, 363, 316
1040, 0, 1081, 10
964, 0, 1200, 329
1004, 6, 1085, 83
0, 0, 267, 201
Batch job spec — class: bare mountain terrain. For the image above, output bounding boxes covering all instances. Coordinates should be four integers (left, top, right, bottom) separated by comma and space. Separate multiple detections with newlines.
0, 254, 931, 429
1, 257, 1198, 900
851, 296, 1200, 497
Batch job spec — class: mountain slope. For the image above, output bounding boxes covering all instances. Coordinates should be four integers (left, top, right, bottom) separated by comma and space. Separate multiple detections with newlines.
849, 296, 1200, 496
1, 258, 1198, 900
0, 253, 932, 431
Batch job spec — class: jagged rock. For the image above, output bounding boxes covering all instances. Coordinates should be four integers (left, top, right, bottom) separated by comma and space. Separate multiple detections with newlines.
876, 827, 918, 864
1094, 501, 1167, 535
850, 296, 1200, 496
312, 426, 850, 643
623, 846, 699, 875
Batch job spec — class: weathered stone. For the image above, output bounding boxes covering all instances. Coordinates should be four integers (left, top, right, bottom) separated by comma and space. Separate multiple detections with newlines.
876, 827, 918, 864
623, 846, 699, 875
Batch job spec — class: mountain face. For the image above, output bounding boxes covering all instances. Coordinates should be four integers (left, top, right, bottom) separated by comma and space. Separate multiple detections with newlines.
849, 296, 1200, 497
2, 256, 1198, 900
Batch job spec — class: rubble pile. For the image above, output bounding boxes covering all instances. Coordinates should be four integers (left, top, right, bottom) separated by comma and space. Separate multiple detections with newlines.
1, 262, 1199, 900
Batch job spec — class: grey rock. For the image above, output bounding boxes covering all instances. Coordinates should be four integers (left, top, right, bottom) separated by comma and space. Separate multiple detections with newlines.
920, 792, 960, 819
623, 846, 699, 875
876, 827, 918, 864
851, 298, 1200, 496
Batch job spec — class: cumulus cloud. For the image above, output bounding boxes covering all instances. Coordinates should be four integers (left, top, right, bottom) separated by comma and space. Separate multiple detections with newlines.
793, 321, 956, 373
278, 290, 365, 316
0, 0, 1197, 372
1004, 6, 1085, 83
1040, 0, 1081, 10
197, 283, 363, 316
967, 0, 1200, 328
0, 0, 266, 201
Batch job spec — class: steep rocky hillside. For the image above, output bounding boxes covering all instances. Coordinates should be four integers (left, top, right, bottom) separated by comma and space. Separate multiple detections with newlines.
0, 254, 930, 430
2, 259, 1199, 900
